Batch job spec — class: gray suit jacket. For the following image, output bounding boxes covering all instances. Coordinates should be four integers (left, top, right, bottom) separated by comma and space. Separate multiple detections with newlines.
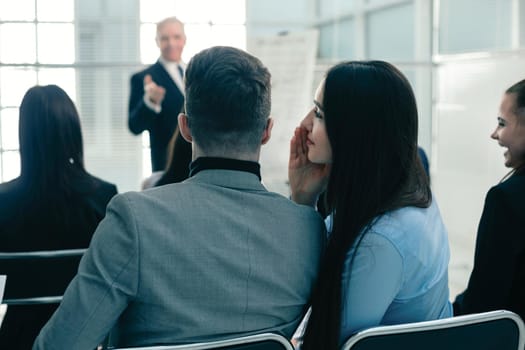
33, 169, 325, 349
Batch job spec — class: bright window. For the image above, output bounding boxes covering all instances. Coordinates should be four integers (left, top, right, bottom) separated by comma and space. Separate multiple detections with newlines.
0, 0, 74, 182
0, 0, 246, 185
0, 0, 35, 21
0, 24, 37, 64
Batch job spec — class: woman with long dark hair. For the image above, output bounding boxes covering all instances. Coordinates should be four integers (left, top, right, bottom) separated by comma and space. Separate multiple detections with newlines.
454, 79, 525, 321
0, 85, 117, 347
141, 125, 192, 189
289, 61, 452, 349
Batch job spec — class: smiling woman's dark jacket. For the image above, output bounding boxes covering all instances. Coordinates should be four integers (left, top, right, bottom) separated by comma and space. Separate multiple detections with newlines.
454, 170, 525, 320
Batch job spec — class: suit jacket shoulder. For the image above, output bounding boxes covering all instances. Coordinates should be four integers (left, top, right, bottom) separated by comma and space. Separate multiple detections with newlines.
491, 172, 525, 204
483, 173, 525, 232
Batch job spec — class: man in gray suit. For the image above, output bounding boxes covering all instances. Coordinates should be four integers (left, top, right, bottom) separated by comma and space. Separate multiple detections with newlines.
33, 46, 325, 350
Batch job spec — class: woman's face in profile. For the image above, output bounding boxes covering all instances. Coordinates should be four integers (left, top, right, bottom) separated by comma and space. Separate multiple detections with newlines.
301, 80, 332, 164
491, 92, 525, 169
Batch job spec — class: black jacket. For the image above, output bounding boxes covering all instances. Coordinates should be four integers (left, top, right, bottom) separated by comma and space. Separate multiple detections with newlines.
128, 61, 185, 171
0, 174, 117, 348
454, 171, 525, 320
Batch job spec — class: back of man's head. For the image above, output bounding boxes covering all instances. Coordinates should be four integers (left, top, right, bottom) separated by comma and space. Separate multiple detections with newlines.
184, 46, 271, 156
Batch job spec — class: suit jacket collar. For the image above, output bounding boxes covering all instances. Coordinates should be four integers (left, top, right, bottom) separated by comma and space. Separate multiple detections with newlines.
155, 59, 185, 94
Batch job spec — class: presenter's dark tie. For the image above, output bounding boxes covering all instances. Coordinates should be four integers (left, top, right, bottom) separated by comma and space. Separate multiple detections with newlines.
177, 65, 184, 78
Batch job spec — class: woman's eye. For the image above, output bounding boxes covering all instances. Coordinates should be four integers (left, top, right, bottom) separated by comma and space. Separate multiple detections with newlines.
314, 107, 323, 119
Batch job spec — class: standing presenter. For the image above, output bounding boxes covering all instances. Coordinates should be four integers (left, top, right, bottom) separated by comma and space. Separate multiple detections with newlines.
128, 17, 186, 171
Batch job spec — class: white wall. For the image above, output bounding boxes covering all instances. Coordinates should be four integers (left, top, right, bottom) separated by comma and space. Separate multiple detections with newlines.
246, 0, 314, 37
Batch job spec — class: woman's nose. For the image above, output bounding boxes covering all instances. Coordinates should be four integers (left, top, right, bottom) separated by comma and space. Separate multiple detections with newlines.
490, 128, 498, 140
301, 113, 313, 130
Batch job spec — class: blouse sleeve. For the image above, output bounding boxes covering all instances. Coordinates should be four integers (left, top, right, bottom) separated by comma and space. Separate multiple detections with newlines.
339, 232, 403, 341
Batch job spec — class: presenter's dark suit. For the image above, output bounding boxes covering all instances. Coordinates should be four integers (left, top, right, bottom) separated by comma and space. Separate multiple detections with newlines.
0, 175, 117, 349
128, 61, 184, 171
454, 171, 525, 321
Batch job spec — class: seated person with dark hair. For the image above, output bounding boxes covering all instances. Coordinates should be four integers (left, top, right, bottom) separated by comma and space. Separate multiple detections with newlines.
141, 125, 192, 189
0, 85, 117, 349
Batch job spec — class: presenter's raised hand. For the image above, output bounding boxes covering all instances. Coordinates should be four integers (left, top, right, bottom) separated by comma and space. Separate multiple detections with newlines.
288, 126, 330, 207
144, 74, 166, 106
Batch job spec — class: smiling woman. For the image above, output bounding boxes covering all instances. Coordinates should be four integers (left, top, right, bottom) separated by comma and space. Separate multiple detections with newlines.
454, 78, 525, 323
490, 92, 525, 170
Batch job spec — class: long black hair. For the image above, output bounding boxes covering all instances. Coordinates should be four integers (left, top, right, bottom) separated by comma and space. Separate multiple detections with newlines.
155, 126, 192, 186
302, 61, 431, 350
18, 85, 89, 197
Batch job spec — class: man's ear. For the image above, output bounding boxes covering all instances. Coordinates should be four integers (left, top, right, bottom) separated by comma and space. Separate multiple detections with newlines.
261, 118, 274, 145
178, 113, 193, 142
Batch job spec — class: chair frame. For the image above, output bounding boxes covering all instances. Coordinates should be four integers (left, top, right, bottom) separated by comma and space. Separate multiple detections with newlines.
341, 310, 525, 350
0, 248, 86, 305
114, 332, 294, 350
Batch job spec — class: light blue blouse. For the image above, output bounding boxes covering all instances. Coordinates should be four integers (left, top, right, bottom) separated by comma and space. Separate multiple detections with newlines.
326, 196, 453, 343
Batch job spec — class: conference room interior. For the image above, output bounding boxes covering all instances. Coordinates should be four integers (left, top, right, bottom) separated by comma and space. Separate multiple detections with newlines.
0, 0, 524, 328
